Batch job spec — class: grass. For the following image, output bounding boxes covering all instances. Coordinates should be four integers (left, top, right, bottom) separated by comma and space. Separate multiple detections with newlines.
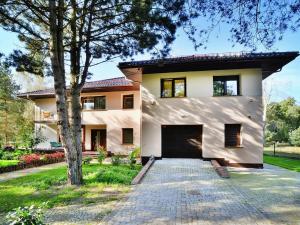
264, 154, 300, 172
0, 160, 19, 168
264, 146, 300, 159
0, 163, 141, 214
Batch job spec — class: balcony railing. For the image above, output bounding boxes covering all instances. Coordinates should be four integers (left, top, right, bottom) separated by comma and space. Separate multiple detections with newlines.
35, 110, 57, 122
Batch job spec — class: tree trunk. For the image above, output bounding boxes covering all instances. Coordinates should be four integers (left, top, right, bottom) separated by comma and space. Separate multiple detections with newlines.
69, 89, 83, 184
4, 99, 8, 145
49, 0, 83, 185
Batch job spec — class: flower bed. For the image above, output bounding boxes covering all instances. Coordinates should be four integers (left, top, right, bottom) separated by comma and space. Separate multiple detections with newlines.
0, 152, 65, 174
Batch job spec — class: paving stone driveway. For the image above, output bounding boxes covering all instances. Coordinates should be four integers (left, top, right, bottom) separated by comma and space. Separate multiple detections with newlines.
104, 159, 300, 225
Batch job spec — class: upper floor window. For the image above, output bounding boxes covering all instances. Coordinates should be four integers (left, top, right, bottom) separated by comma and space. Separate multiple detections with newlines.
82, 96, 106, 110
225, 124, 241, 147
213, 75, 240, 96
161, 78, 186, 98
123, 94, 134, 109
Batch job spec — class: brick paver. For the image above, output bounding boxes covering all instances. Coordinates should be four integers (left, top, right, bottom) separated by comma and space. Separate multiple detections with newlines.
104, 159, 300, 225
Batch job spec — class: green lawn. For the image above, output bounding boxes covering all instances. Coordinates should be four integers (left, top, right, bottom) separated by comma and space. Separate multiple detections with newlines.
0, 160, 19, 168
264, 155, 300, 172
0, 163, 141, 214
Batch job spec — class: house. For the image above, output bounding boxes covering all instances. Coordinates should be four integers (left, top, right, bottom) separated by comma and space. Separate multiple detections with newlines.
119, 52, 298, 167
19, 52, 298, 167
18, 77, 141, 155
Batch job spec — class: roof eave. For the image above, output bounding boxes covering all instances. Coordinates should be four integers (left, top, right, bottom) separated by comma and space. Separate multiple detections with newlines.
17, 85, 139, 99
118, 52, 299, 80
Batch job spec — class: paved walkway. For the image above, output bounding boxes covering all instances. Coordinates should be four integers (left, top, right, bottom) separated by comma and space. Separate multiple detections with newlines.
0, 162, 65, 182
104, 159, 300, 225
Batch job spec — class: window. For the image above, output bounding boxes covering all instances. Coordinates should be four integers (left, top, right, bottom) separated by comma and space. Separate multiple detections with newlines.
213, 76, 240, 96
225, 124, 241, 147
123, 94, 134, 109
94, 96, 106, 109
122, 128, 133, 144
83, 98, 94, 110
82, 96, 106, 110
161, 78, 186, 98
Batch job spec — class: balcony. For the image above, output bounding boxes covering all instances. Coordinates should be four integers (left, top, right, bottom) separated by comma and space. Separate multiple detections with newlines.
35, 110, 57, 123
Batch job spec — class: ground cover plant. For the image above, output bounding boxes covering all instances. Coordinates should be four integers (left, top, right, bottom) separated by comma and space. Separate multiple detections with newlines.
0, 163, 141, 217
264, 155, 300, 172
0, 160, 19, 168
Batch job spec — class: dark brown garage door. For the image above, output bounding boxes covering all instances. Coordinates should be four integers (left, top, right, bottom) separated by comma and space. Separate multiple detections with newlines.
162, 125, 202, 158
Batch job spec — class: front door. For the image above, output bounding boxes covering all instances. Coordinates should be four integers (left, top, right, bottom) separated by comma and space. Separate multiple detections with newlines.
91, 129, 106, 151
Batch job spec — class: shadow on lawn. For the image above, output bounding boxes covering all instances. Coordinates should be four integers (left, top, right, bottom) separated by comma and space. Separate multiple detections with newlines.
0, 163, 140, 214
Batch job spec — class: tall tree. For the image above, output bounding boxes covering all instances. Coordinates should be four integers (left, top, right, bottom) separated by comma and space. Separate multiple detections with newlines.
0, 56, 23, 148
1, 0, 299, 184
265, 97, 300, 143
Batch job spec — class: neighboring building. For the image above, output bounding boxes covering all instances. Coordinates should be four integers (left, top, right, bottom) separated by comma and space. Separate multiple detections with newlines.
119, 52, 299, 167
19, 52, 298, 167
18, 77, 141, 155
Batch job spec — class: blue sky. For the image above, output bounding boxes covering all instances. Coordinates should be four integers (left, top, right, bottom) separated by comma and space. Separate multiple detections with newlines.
0, 24, 299, 103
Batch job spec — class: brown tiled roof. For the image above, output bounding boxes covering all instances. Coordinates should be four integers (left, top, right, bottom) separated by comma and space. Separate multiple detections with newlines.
119, 52, 299, 67
118, 51, 299, 79
18, 77, 137, 99
83, 76, 133, 88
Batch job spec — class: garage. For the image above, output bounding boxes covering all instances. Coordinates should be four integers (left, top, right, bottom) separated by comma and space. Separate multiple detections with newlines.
162, 125, 202, 158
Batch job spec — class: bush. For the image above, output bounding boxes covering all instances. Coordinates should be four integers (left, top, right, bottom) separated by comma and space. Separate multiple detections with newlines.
0, 149, 32, 160
111, 155, 121, 166
20, 154, 41, 164
128, 147, 140, 168
13, 149, 32, 160
0, 149, 4, 159
97, 146, 106, 165
6, 205, 45, 225
20, 152, 64, 165
290, 127, 300, 146
1, 152, 15, 160
43, 152, 65, 161
83, 156, 92, 165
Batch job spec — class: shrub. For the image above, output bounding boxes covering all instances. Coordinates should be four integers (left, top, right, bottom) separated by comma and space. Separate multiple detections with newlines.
1, 152, 15, 160
97, 146, 106, 165
111, 155, 121, 166
12, 149, 32, 160
43, 152, 65, 161
0, 149, 4, 159
128, 147, 140, 168
83, 156, 92, 165
6, 205, 45, 225
20, 154, 41, 164
290, 127, 300, 146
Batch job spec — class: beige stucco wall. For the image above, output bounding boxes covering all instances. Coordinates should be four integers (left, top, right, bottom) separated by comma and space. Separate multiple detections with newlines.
33, 90, 141, 154
81, 91, 141, 153
34, 98, 57, 121
34, 123, 58, 149
141, 69, 263, 164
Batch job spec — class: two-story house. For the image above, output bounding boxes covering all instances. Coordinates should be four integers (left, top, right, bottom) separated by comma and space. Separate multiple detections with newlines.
18, 77, 141, 154
19, 52, 298, 167
119, 52, 298, 167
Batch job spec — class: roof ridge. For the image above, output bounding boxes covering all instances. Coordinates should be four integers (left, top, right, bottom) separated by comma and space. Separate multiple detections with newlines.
119, 51, 300, 66
22, 87, 54, 94
18, 76, 134, 98
170, 51, 298, 58
85, 76, 126, 84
